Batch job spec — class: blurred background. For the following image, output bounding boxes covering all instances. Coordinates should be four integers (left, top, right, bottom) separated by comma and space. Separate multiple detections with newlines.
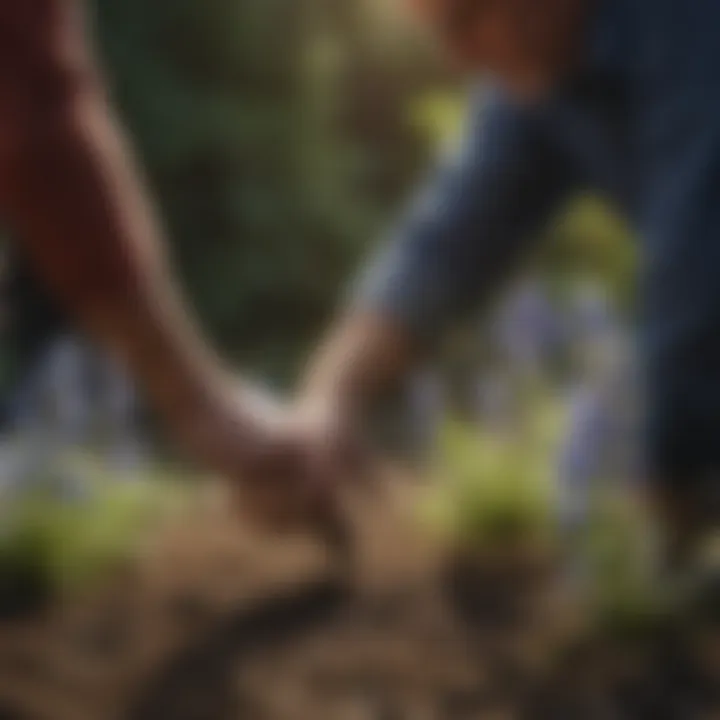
0, 0, 636, 461
1, 2, 715, 720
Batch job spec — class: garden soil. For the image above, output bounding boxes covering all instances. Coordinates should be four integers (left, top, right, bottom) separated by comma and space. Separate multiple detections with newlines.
0, 479, 717, 720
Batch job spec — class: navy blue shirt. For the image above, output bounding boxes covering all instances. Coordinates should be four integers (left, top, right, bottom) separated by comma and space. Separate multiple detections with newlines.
358, 0, 720, 480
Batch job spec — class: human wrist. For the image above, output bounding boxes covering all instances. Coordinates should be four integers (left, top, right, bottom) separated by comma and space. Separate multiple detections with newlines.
296, 364, 369, 425
117, 316, 231, 438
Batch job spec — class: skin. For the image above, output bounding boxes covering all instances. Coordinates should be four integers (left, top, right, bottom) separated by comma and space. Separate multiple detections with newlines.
0, 0, 335, 531
4, 0, 696, 558
286, 0, 594, 537
301, 0, 707, 564
407, 0, 588, 98
299, 0, 589, 422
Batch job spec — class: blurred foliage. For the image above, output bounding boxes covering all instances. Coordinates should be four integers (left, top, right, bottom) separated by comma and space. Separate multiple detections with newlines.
0, 466, 187, 613
87, 0, 443, 383
419, 405, 563, 552
421, 397, 667, 638
583, 494, 669, 638
542, 196, 637, 309
0, 1, 636, 388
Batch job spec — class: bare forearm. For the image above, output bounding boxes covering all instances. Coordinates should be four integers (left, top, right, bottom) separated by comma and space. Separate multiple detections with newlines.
300, 312, 419, 420
0, 86, 229, 429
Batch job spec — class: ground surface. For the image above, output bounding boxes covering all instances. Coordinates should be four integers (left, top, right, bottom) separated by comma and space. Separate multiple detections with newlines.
0, 480, 717, 720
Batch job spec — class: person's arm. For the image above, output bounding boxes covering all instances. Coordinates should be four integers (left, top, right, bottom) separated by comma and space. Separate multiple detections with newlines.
0, 2, 253, 463
300, 91, 578, 421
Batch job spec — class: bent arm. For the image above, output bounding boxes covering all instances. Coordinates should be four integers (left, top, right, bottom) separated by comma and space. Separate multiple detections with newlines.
301, 92, 577, 419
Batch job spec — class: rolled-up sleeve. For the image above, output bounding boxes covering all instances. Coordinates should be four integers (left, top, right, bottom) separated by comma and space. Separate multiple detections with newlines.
353, 89, 576, 344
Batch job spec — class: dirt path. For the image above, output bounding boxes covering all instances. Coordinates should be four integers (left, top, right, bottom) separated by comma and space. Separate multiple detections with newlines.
0, 484, 717, 720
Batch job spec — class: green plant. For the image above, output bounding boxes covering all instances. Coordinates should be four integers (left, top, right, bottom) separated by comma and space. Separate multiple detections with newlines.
576, 493, 668, 640
421, 415, 559, 553
0, 462, 186, 614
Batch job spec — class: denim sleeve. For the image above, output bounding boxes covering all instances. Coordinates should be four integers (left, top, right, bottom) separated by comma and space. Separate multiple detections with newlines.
353, 91, 576, 344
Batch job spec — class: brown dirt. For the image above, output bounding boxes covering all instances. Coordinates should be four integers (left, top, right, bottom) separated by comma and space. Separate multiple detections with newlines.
0, 481, 717, 720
